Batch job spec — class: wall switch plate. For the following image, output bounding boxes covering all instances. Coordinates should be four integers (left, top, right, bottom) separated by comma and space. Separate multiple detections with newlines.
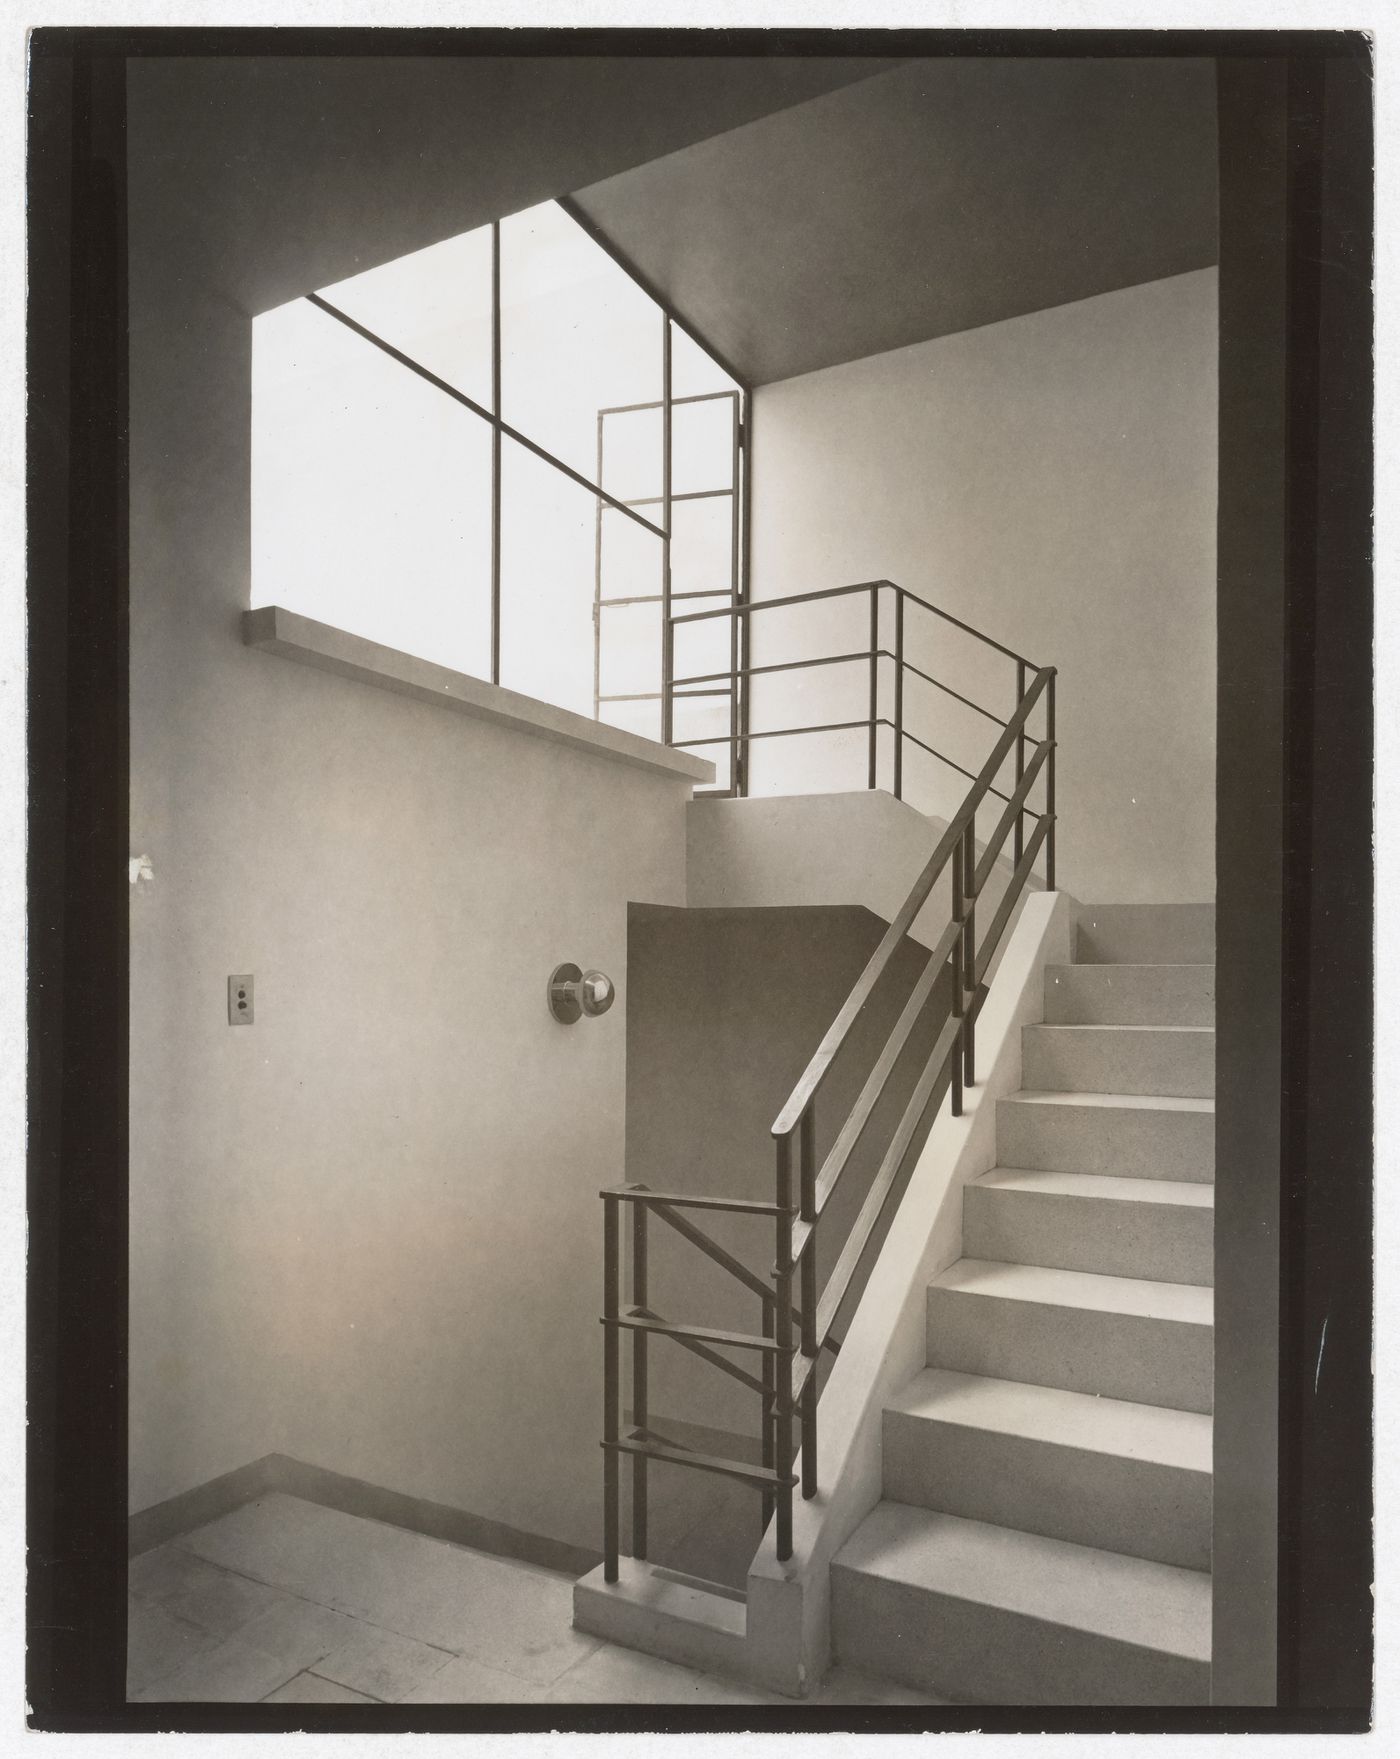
228, 974, 254, 1024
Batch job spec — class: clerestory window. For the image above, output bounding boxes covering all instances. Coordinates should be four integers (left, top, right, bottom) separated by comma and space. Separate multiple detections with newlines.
252, 199, 746, 791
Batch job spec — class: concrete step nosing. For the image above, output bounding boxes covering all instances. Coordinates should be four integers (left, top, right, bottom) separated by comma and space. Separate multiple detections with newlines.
833, 1564, 1209, 1666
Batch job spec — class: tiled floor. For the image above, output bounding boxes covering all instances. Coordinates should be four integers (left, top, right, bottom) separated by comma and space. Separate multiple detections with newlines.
128, 1493, 943, 1707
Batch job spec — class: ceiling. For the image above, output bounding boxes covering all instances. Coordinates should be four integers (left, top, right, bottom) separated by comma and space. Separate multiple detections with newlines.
572, 58, 1219, 386
128, 54, 895, 322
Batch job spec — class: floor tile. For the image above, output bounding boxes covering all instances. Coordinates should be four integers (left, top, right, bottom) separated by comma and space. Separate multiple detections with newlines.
314, 1623, 455, 1703
815, 1665, 949, 1706
396, 1652, 552, 1704
236, 1595, 360, 1674
126, 1595, 219, 1697
131, 1543, 293, 1639
543, 1642, 754, 1705
263, 1671, 378, 1704
130, 1635, 299, 1703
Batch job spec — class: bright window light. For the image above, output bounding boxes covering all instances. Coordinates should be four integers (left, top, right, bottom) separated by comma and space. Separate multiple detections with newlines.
251, 200, 742, 743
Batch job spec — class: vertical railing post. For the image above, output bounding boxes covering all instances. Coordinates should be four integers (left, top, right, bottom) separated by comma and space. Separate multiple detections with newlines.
798, 1105, 818, 1501
774, 1131, 795, 1559
489, 220, 502, 687
661, 317, 674, 748
1046, 668, 1057, 891
893, 589, 905, 802
962, 826, 976, 1086
602, 1195, 620, 1582
950, 857, 965, 1120
728, 392, 742, 797
1014, 659, 1026, 865
630, 1202, 648, 1562
760, 1295, 775, 1536
867, 584, 879, 791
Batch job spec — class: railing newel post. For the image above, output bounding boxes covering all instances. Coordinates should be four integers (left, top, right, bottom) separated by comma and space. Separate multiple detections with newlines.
602, 1194, 620, 1582
760, 1296, 776, 1534
951, 850, 965, 1119
630, 1202, 649, 1562
1047, 669, 1057, 890
962, 825, 977, 1087
1014, 659, 1026, 865
894, 589, 905, 802
867, 584, 879, 792
774, 1131, 795, 1559
798, 1106, 818, 1501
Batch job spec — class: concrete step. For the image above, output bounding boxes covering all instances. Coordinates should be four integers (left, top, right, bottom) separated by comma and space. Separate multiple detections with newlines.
1075, 903, 1215, 966
831, 1501, 1211, 1704
964, 1167, 1214, 1285
883, 1368, 1212, 1570
1045, 962, 1215, 1027
573, 1558, 749, 1681
997, 1089, 1214, 1183
925, 1258, 1213, 1412
1023, 1024, 1214, 1099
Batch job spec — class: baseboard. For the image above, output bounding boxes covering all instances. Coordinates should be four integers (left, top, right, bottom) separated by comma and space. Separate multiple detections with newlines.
128, 1454, 280, 1557
129, 1453, 600, 1579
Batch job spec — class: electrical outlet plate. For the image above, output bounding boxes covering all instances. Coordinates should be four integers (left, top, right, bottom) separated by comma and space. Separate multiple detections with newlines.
228, 974, 254, 1024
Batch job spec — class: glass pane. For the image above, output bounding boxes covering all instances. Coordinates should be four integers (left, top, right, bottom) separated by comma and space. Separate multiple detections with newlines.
673, 692, 733, 793
672, 395, 737, 496
498, 439, 598, 717
670, 495, 735, 602
671, 323, 740, 400
600, 695, 662, 743
252, 295, 492, 678
598, 600, 661, 701
500, 201, 662, 489
671, 602, 734, 689
600, 506, 663, 605
316, 224, 493, 409
600, 404, 663, 507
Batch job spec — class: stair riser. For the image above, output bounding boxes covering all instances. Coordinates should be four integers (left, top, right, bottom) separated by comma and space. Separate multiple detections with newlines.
831, 1569, 1210, 1705
997, 1099, 1214, 1183
1023, 1027, 1215, 1099
1075, 905, 1215, 966
882, 1412, 1211, 1570
964, 1186, 1214, 1286
1044, 964, 1215, 1027
925, 1288, 1213, 1413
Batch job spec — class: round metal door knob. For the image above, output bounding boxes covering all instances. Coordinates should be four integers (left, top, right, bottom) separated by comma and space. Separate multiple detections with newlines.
548, 963, 616, 1024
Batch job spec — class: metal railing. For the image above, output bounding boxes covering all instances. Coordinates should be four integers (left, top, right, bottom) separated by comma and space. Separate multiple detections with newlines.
598, 582, 1056, 1579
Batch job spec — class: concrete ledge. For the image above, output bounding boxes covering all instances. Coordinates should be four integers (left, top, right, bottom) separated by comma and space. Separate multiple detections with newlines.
244, 605, 716, 785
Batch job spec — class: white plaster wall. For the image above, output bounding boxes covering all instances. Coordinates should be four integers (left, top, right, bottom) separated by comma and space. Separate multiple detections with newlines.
126, 69, 698, 1552
747, 268, 1219, 905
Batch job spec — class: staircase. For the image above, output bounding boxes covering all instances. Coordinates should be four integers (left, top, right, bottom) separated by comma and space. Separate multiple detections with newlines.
830, 903, 1215, 1706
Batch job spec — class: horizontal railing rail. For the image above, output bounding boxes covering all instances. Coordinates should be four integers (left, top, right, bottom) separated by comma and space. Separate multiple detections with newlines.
599, 580, 1056, 1582
664, 580, 1042, 809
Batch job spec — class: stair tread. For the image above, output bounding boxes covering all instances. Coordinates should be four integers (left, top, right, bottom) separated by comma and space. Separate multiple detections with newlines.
835, 1502, 1211, 1661
931, 1257, 1213, 1325
1006, 1089, 1214, 1114
974, 1167, 1214, 1208
888, 1367, 1212, 1471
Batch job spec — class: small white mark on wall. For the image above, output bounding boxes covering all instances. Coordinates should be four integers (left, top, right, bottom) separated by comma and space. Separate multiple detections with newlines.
129, 854, 154, 885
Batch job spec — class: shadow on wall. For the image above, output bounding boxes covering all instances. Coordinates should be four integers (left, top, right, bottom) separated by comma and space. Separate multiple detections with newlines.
620, 902, 950, 1587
